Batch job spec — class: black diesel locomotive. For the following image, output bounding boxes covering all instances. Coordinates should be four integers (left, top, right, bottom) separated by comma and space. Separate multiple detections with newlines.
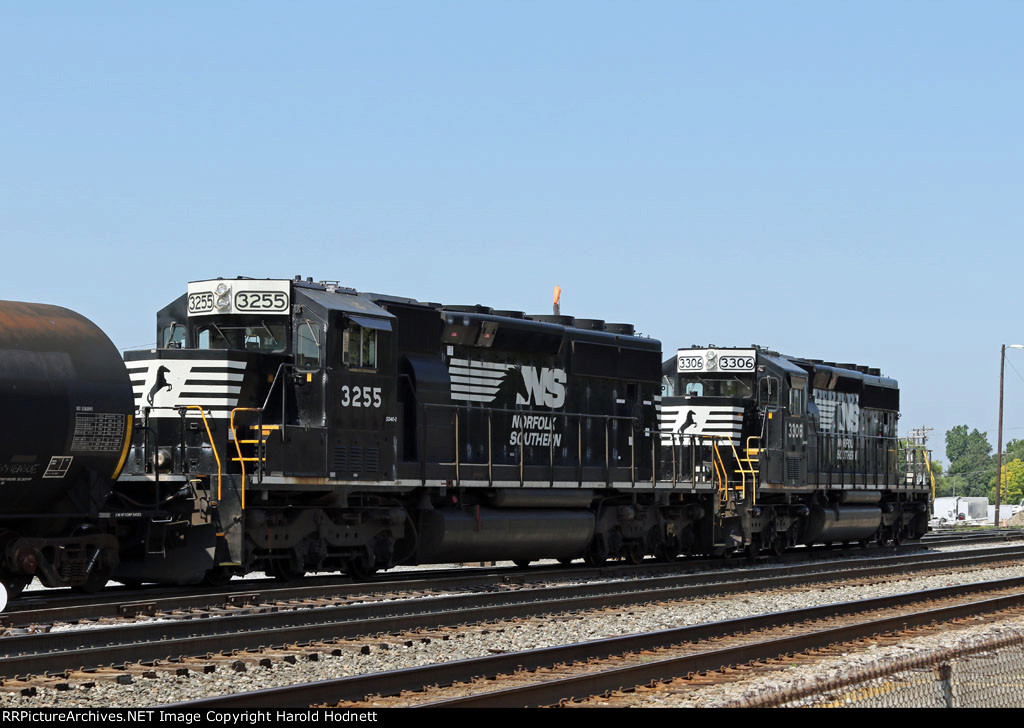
659, 346, 928, 557
114, 277, 669, 584
0, 278, 931, 593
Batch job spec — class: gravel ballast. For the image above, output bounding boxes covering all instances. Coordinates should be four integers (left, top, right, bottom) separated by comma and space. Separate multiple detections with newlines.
3, 548, 1024, 708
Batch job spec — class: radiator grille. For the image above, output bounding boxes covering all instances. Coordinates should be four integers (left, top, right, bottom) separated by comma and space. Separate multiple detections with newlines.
333, 446, 379, 476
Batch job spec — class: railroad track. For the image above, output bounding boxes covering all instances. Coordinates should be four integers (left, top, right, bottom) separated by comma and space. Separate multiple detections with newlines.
167, 575, 1024, 708
1, 544, 1022, 682
8, 529, 1023, 630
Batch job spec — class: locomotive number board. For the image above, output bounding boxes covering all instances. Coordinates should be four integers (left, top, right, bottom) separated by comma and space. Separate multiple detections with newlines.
187, 280, 291, 317
677, 348, 757, 373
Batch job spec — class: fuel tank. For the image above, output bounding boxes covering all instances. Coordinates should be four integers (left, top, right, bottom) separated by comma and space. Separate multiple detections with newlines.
416, 507, 595, 563
0, 301, 134, 517
802, 505, 882, 545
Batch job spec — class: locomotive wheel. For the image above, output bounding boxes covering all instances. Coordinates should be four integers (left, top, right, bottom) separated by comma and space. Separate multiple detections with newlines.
203, 566, 234, 587
271, 562, 306, 583
624, 543, 645, 565
745, 538, 761, 560
772, 536, 786, 557
346, 553, 377, 580
584, 535, 608, 567
654, 542, 677, 563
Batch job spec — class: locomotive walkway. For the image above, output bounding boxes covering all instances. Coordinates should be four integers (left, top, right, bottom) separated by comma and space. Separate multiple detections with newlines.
0, 542, 1022, 682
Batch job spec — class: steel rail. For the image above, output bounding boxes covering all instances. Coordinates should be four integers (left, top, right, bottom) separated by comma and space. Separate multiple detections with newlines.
2, 548, 1023, 680
162, 575, 1024, 708
425, 590, 1024, 708
5, 531, 1022, 629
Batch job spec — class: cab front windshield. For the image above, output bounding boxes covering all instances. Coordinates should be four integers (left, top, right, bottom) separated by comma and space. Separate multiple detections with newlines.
195, 317, 288, 353
678, 375, 753, 398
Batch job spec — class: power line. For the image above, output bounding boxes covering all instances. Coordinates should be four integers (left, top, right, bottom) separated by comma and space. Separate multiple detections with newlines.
1006, 356, 1024, 388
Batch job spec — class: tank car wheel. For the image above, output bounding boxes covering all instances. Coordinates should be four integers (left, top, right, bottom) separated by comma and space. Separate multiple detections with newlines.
1, 575, 30, 600
513, 559, 532, 569
893, 528, 905, 547
73, 565, 111, 594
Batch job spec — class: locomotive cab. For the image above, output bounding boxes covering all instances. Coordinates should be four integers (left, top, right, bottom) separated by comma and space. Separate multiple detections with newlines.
116, 278, 403, 584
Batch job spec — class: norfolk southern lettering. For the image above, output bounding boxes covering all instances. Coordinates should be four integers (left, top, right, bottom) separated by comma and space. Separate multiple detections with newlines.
509, 414, 562, 446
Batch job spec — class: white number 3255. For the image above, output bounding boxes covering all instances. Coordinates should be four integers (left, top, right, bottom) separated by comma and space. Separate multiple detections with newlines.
341, 386, 382, 408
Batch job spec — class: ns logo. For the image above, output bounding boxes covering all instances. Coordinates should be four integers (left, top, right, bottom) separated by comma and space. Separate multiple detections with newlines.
514, 366, 567, 408
833, 402, 861, 433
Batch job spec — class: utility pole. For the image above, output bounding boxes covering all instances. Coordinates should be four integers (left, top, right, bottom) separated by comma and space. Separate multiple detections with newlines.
905, 426, 933, 488
997, 344, 1024, 527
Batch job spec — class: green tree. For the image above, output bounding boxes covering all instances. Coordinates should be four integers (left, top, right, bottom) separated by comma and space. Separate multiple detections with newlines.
989, 458, 1024, 506
1005, 439, 1024, 463
930, 460, 954, 497
945, 425, 995, 498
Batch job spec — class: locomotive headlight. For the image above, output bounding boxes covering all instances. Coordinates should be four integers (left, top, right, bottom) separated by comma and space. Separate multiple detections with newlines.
156, 447, 174, 472
214, 284, 232, 312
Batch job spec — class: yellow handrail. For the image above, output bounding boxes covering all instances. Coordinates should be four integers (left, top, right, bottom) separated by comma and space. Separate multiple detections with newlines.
184, 406, 222, 502
924, 449, 936, 500
711, 439, 729, 502
703, 437, 720, 491
230, 407, 262, 511
745, 435, 762, 505
728, 441, 747, 501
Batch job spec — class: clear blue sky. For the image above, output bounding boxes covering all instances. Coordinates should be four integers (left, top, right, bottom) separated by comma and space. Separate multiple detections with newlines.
2, 1, 1022, 461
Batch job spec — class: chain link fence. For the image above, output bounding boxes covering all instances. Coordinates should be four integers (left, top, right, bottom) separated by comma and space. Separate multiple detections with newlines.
729, 631, 1024, 707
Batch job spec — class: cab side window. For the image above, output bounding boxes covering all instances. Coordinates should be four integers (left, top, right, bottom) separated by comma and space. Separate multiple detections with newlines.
788, 375, 807, 415
295, 320, 321, 370
343, 322, 377, 370
161, 323, 186, 348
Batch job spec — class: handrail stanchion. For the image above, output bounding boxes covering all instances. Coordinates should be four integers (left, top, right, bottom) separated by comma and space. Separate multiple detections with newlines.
182, 405, 222, 502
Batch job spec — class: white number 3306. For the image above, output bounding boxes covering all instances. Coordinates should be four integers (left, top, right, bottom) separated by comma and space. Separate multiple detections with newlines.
341, 386, 382, 408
